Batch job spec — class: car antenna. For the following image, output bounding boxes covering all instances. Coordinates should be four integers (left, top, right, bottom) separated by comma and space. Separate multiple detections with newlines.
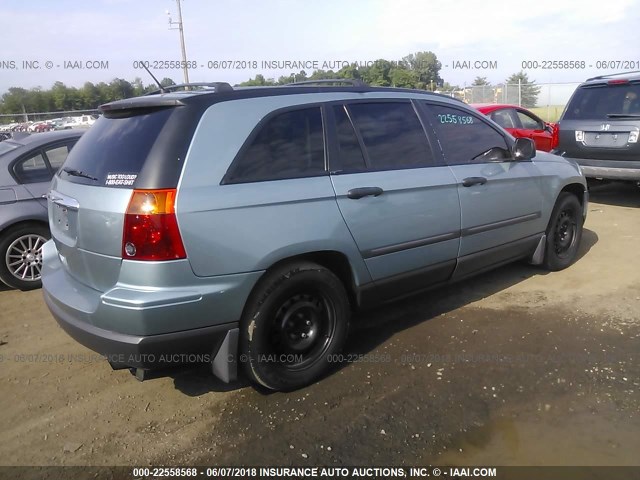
139, 60, 165, 93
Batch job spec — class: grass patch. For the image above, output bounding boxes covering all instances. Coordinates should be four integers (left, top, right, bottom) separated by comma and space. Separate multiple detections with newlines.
530, 105, 565, 123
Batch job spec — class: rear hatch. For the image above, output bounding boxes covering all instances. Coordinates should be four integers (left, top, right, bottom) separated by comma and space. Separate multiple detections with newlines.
557, 80, 640, 161
48, 97, 201, 292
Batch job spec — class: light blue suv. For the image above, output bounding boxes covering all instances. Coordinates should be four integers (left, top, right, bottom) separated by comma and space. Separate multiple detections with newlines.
41, 81, 587, 391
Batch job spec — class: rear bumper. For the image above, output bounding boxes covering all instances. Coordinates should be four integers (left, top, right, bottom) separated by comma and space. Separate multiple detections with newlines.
45, 288, 238, 377
564, 157, 640, 181
41, 240, 263, 382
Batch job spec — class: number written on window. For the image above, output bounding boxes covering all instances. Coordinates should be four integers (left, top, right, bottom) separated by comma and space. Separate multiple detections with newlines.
437, 113, 474, 125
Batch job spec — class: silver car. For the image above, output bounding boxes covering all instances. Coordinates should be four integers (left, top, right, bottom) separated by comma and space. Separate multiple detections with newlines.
0, 130, 83, 289
41, 82, 587, 391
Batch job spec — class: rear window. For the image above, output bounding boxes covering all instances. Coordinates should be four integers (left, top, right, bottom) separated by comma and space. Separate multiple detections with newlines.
564, 83, 640, 120
59, 108, 173, 186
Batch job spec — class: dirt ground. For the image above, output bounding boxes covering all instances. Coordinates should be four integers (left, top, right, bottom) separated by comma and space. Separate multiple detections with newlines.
0, 182, 638, 469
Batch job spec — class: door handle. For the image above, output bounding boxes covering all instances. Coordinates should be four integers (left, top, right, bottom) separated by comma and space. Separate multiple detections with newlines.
462, 177, 487, 187
347, 187, 384, 199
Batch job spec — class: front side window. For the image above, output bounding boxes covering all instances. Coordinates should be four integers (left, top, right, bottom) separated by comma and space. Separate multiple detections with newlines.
428, 104, 511, 165
516, 110, 543, 130
226, 107, 325, 183
347, 102, 434, 170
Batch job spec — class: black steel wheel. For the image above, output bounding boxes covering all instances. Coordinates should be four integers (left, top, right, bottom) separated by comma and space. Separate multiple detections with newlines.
240, 262, 350, 391
543, 193, 583, 271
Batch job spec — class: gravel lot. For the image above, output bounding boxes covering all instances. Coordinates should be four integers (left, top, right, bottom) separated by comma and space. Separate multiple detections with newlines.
1, 182, 638, 468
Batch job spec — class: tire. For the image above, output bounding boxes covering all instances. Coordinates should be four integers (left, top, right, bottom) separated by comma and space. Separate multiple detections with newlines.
0, 224, 50, 290
542, 193, 583, 271
240, 261, 350, 391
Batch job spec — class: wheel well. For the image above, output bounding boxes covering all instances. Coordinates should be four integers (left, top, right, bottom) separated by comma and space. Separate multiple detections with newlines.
560, 183, 585, 205
0, 220, 49, 238
265, 251, 358, 309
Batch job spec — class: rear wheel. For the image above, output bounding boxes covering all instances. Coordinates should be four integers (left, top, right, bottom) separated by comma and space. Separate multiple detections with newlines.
240, 262, 350, 391
542, 193, 583, 271
0, 224, 50, 290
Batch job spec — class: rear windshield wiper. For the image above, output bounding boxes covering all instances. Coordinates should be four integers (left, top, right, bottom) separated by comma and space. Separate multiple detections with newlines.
62, 167, 98, 181
606, 113, 640, 118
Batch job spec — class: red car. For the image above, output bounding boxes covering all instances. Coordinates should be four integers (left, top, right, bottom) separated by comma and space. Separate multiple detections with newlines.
471, 103, 558, 152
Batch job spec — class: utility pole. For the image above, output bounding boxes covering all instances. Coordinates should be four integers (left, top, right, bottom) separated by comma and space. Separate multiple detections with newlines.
168, 0, 189, 84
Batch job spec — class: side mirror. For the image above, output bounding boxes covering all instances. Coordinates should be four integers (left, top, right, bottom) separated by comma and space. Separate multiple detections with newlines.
513, 137, 536, 160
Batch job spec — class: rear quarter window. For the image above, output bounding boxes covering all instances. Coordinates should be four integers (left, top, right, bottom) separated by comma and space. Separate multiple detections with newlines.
223, 107, 325, 184
59, 108, 173, 187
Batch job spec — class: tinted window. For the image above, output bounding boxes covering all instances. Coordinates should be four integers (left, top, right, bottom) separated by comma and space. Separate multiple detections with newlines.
489, 109, 516, 129
564, 83, 640, 120
333, 105, 366, 172
429, 104, 511, 164
44, 144, 72, 169
348, 102, 433, 170
60, 108, 173, 186
15, 152, 51, 183
516, 110, 542, 130
226, 107, 325, 183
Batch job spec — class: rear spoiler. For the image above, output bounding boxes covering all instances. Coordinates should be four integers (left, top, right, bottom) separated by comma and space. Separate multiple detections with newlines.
99, 98, 184, 118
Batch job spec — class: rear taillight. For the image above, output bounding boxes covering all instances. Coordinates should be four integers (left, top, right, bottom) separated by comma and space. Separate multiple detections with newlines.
122, 189, 186, 261
550, 123, 559, 150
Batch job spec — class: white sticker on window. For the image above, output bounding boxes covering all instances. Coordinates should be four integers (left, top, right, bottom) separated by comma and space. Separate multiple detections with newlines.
105, 173, 137, 186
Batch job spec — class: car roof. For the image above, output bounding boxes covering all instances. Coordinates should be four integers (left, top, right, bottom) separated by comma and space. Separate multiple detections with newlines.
581, 70, 640, 86
471, 103, 529, 113
6, 129, 84, 148
100, 84, 466, 113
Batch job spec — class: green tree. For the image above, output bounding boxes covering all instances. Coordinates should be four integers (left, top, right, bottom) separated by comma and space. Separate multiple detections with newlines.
505, 71, 540, 107
81, 82, 101, 108
401, 51, 442, 89
469, 77, 493, 103
390, 68, 418, 88
472, 76, 490, 86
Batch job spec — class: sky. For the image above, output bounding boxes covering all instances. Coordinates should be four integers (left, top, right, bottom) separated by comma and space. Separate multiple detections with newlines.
1, 0, 639, 98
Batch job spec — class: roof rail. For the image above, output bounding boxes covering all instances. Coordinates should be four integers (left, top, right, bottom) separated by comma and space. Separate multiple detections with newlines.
586, 70, 640, 81
145, 82, 234, 95
285, 79, 367, 87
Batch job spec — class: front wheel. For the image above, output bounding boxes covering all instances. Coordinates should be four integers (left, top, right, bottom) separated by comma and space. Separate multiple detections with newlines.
542, 193, 583, 271
240, 262, 350, 391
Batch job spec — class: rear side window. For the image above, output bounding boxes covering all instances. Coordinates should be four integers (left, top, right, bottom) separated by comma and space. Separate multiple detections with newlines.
347, 102, 434, 170
564, 83, 640, 120
333, 105, 366, 172
59, 109, 173, 186
14, 152, 50, 183
44, 144, 73, 169
428, 104, 511, 165
225, 107, 325, 184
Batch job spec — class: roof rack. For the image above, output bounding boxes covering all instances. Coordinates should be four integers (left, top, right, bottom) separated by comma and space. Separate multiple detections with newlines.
145, 82, 234, 95
586, 70, 640, 81
285, 79, 367, 87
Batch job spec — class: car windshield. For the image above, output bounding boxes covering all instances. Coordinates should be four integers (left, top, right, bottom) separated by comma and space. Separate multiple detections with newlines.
564, 83, 640, 120
0, 141, 20, 156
